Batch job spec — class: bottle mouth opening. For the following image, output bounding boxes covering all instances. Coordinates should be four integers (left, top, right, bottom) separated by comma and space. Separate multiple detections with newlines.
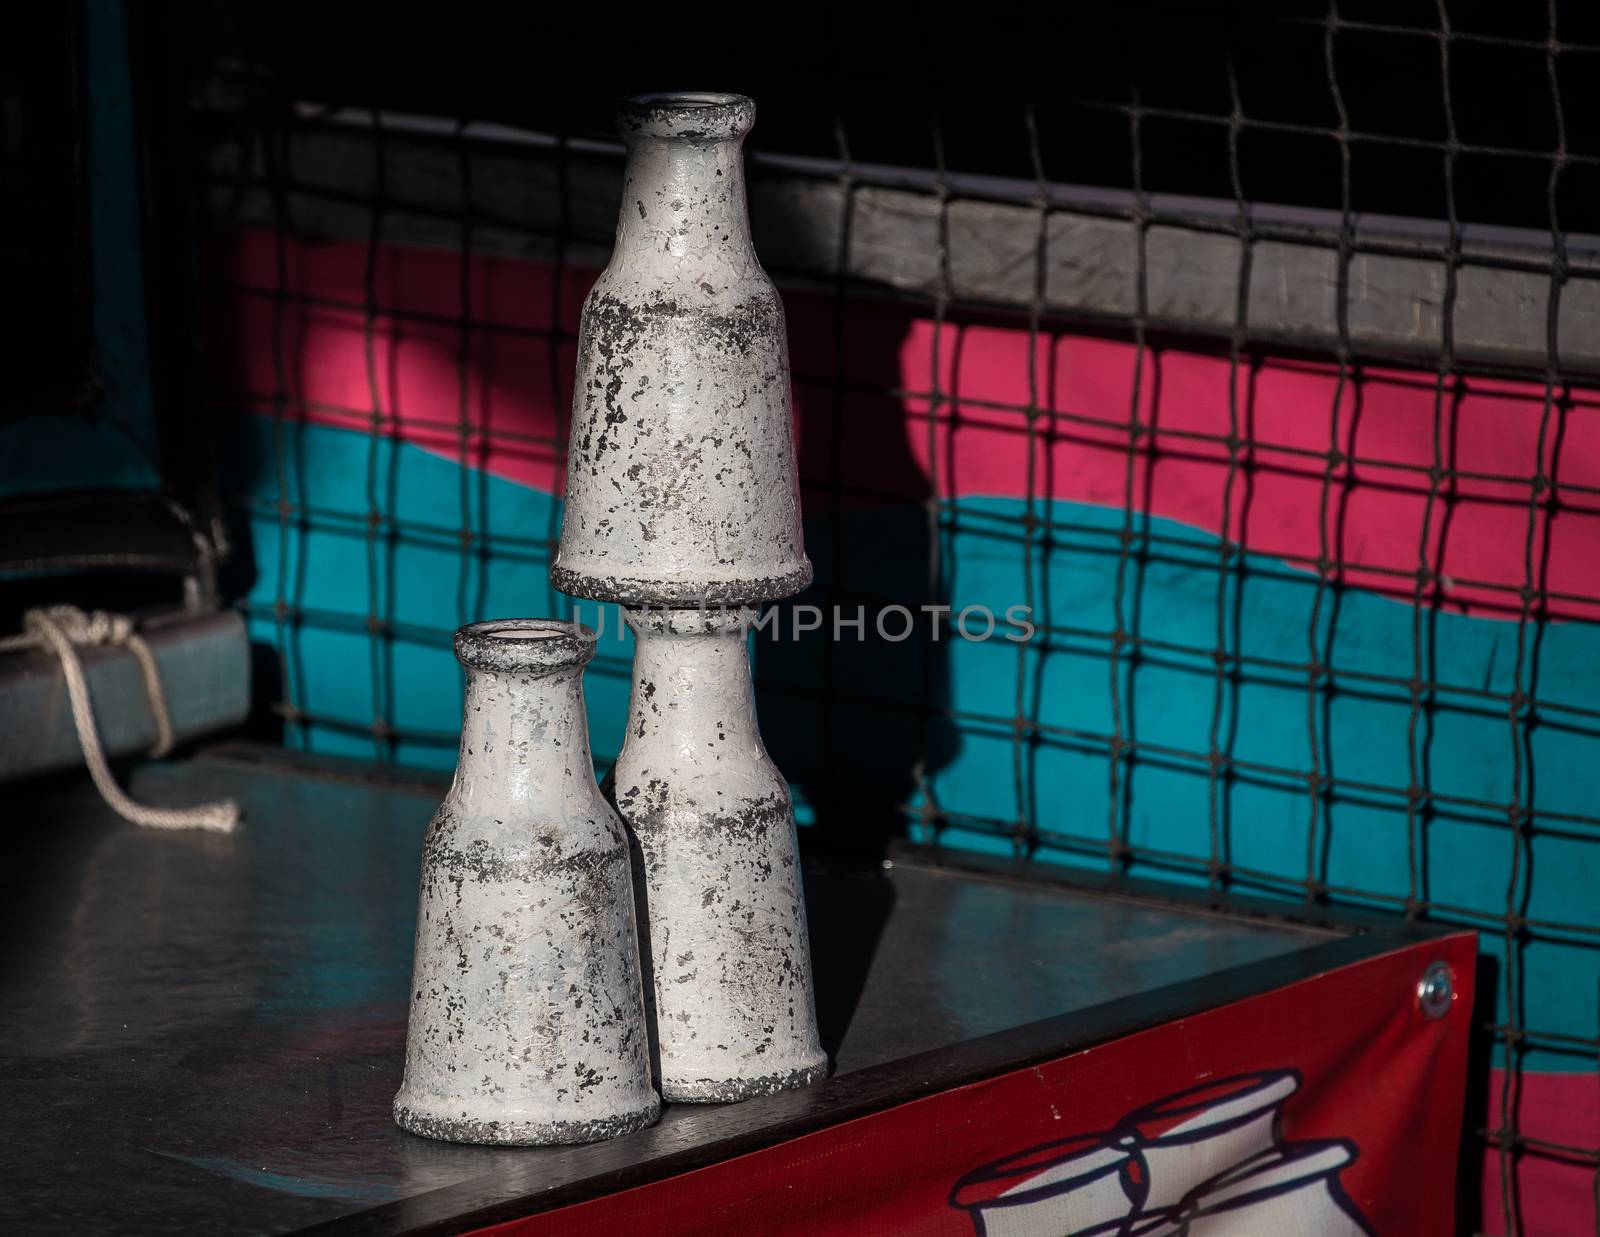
454, 619, 595, 672
617, 92, 755, 141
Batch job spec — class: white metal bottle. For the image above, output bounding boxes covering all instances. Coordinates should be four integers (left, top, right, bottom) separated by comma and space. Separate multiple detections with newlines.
605, 606, 827, 1101
552, 92, 811, 606
393, 619, 659, 1144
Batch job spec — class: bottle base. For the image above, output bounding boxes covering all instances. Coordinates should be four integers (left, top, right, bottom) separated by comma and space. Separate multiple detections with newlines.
661, 1057, 829, 1104
393, 1092, 661, 1146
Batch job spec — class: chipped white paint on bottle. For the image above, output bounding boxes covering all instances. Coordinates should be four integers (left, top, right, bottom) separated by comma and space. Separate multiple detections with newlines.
394, 620, 659, 1144
606, 606, 827, 1101
552, 92, 811, 606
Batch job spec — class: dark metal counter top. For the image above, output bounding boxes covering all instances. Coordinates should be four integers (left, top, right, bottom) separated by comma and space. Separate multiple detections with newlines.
0, 748, 1361, 1235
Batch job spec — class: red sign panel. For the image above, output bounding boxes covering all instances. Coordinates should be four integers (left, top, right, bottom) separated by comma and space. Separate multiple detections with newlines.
469, 932, 1475, 1236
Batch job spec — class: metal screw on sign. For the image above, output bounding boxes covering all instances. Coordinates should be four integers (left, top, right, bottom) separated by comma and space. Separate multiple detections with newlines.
1416, 962, 1455, 1019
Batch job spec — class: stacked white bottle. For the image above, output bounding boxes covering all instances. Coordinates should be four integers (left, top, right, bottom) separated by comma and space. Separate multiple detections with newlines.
555, 93, 826, 1102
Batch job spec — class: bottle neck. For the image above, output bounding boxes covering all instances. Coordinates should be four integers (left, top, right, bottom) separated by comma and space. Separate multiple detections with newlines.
626, 623, 761, 750
611, 134, 758, 274
454, 665, 596, 798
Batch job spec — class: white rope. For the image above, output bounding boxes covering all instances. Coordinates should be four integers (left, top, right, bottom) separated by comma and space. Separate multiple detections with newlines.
8, 606, 240, 832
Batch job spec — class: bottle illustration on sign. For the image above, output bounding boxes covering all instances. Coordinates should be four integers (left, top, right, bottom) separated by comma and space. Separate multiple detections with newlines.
949, 1071, 1372, 1236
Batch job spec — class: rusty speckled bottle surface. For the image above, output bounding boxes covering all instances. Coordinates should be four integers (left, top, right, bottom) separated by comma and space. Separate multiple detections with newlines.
393, 620, 659, 1145
606, 607, 827, 1100
553, 92, 811, 605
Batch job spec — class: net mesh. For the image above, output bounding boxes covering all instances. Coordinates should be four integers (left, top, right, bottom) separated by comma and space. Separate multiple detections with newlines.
185, 3, 1600, 1229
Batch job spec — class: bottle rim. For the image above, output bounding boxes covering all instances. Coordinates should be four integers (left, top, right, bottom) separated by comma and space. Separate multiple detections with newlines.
617, 92, 755, 141
623, 605, 762, 636
454, 618, 596, 672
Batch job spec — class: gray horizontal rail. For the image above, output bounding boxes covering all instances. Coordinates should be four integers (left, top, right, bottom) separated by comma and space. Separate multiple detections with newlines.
201, 106, 1600, 377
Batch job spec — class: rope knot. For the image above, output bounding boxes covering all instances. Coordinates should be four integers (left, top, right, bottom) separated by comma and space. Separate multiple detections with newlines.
25, 604, 133, 648
11, 605, 240, 833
